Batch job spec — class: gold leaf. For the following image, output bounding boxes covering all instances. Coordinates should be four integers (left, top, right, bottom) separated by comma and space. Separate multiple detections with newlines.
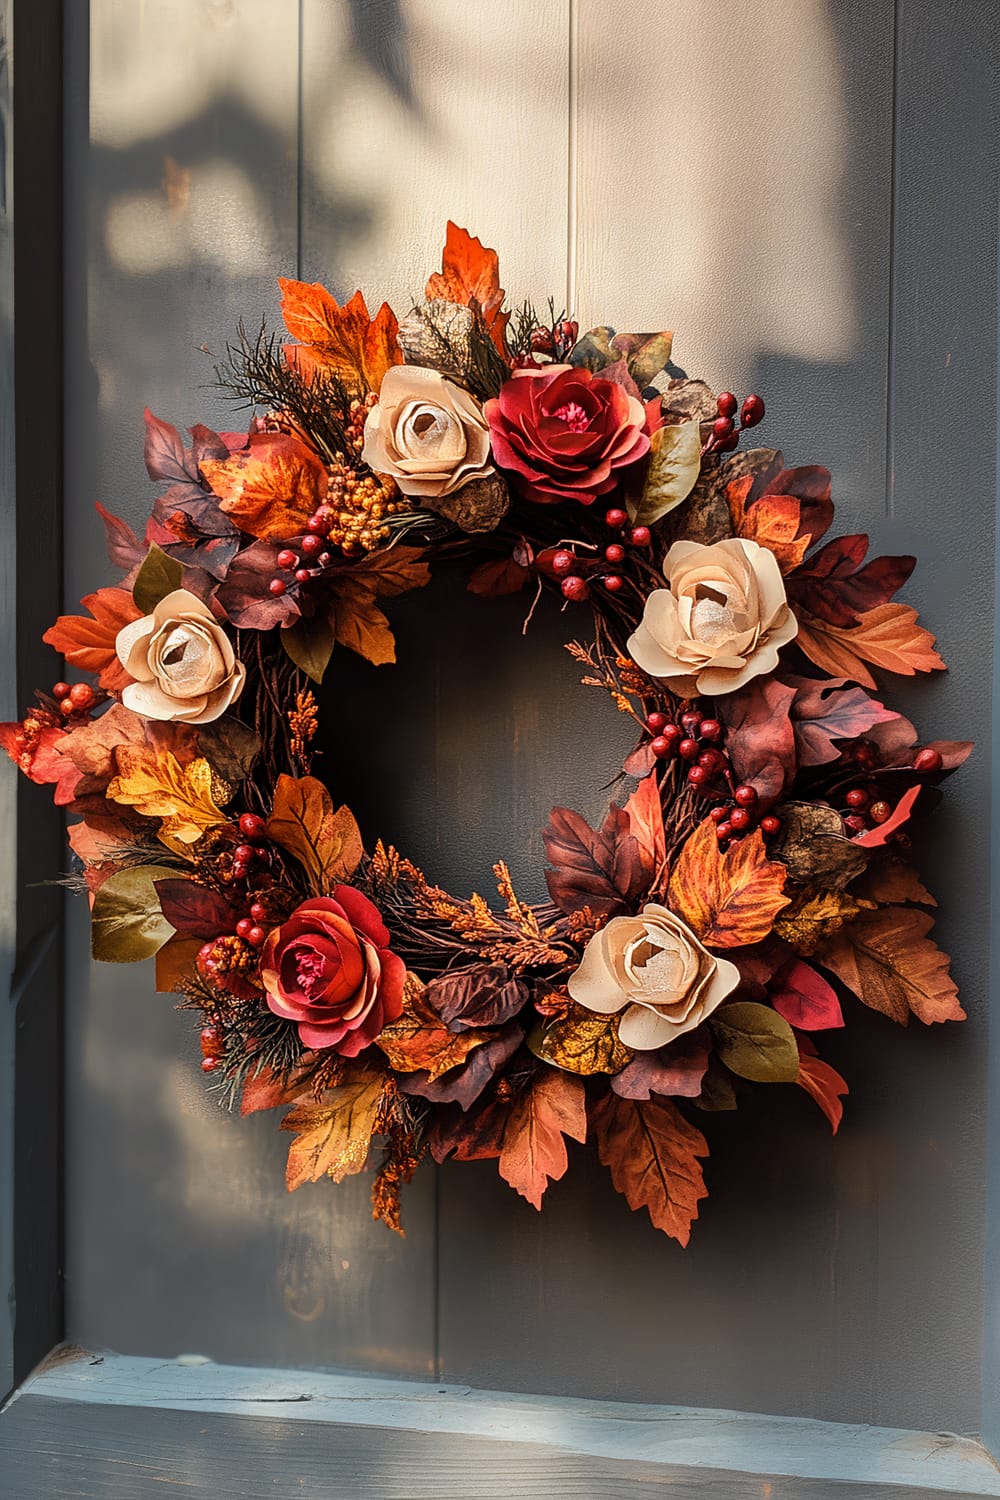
280, 1066, 385, 1189
774, 888, 865, 956
106, 748, 228, 856
90, 863, 180, 963
375, 973, 493, 1081
529, 1002, 633, 1076
710, 1002, 800, 1082
629, 421, 702, 528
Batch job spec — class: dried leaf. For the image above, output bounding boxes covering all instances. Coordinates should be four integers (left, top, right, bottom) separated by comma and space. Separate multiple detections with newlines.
771, 802, 868, 889
154, 934, 203, 993
784, 674, 899, 767
851, 855, 936, 908
467, 556, 530, 598
710, 1002, 800, 1082
424, 222, 508, 356
668, 821, 789, 949
376, 973, 492, 1081
788, 534, 915, 628
722, 678, 797, 807
817, 906, 965, 1025
610, 1036, 710, 1100
194, 717, 261, 784
628, 420, 701, 528
330, 587, 396, 666
106, 748, 228, 854
497, 1070, 587, 1209
144, 407, 196, 484
90, 863, 179, 963
43, 588, 143, 694
529, 1002, 633, 1076
795, 604, 945, 689
327, 546, 431, 667
282, 612, 335, 685
266, 774, 363, 895
623, 772, 666, 873
279, 278, 402, 390
774, 888, 863, 955
241, 1063, 313, 1117
200, 432, 328, 542
796, 1046, 849, 1135
425, 963, 527, 1033
734, 489, 810, 571
591, 1092, 709, 1246
132, 544, 184, 613
543, 803, 650, 919
96, 501, 146, 571
402, 1025, 523, 1111
659, 378, 718, 426
768, 958, 844, 1030
281, 1066, 384, 1189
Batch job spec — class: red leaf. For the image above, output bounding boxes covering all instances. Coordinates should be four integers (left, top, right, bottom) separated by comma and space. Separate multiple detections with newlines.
425, 222, 509, 356
722, 678, 797, 806
591, 1092, 709, 1246
43, 587, 143, 693
796, 1040, 849, 1134
855, 784, 922, 847
543, 803, 650, 918
467, 557, 530, 597
241, 1063, 312, 1116
784, 674, 899, 766
623, 772, 667, 873
769, 959, 844, 1030
789, 534, 915, 628
154, 878, 245, 938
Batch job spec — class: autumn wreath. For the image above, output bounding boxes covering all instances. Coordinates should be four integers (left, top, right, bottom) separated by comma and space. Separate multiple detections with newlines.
3, 225, 971, 1246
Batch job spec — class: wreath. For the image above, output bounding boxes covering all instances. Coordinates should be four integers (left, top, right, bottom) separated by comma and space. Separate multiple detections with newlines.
3, 224, 971, 1246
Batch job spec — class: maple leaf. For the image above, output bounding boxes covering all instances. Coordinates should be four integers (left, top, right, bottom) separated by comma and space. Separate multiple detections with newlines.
529, 1002, 633, 1076
200, 432, 327, 541
794, 604, 945, 690
668, 821, 789, 949
266, 775, 363, 896
106, 747, 228, 855
590, 1092, 709, 1246
281, 1066, 385, 1189
796, 1039, 849, 1134
817, 906, 965, 1025
375, 973, 493, 1081
325, 545, 431, 667
784, 674, 899, 767
722, 677, 797, 807
43, 588, 143, 694
623, 773, 666, 874
496, 1070, 587, 1210
851, 855, 936, 908
543, 803, 650, 919
788, 534, 915, 628
425, 221, 509, 356
279, 279, 402, 391
768, 958, 844, 1030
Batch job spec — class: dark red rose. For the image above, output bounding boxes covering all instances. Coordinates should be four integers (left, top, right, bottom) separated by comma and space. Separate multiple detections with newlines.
484, 364, 649, 505
261, 887, 405, 1055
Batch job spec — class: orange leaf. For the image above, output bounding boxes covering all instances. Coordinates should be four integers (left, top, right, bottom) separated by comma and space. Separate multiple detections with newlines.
278, 279, 401, 391
668, 820, 789, 948
266, 774, 363, 896
43, 588, 143, 693
376, 974, 492, 1081
281, 1066, 384, 1189
591, 1092, 709, 1246
154, 934, 203, 994
241, 1062, 314, 1116
425, 221, 509, 356
796, 1047, 849, 1134
737, 495, 810, 572
200, 432, 327, 541
327, 545, 431, 667
623, 772, 667, 875
817, 906, 964, 1025
794, 604, 945, 690
497, 1071, 586, 1210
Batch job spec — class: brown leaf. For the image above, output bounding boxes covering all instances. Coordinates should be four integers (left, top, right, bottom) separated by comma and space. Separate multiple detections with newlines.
851, 855, 937, 908
281, 1066, 385, 1189
402, 1025, 523, 1111
497, 1070, 587, 1209
817, 906, 964, 1026
722, 678, 797, 807
266, 775, 362, 895
784, 674, 899, 767
529, 1002, 633, 1076
279, 279, 402, 391
425, 963, 526, 1033
591, 1092, 709, 1246
376, 973, 492, 1081
43, 588, 143, 694
154, 935, 202, 994
543, 803, 650, 919
610, 1035, 710, 1100
200, 432, 328, 542
795, 604, 945, 689
327, 546, 431, 667
668, 821, 789, 949
771, 802, 869, 889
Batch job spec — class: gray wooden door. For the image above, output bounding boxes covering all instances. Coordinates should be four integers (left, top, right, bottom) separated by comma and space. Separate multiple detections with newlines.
62, 0, 997, 1437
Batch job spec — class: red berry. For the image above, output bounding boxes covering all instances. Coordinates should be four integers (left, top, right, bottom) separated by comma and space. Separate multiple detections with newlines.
277, 549, 298, 570
646, 711, 668, 733
551, 549, 575, 576
698, 748, 725, 773
699, 719, 723, 743
60, 699, 74, 717
741, 394, 765, 427
247, 926, 266, 948
760, 815, 781, 837
716, 821, 733, 842
716, 391, 738, 419
710, 805, 731, 824
239, 813, 266, 841
734, 784, 758, 808
844, 814, 868, 836
561, 576, 589, 602
629, 526, 651, 547
679, 738, 699, 761
680, 711, 702, 736
232, 860, 250, 880
869, 800, 891, 824
729, 806, 752, 831
269, 578, 286, 596
307, 512, 331, 537
201, 1056, 219, 1074
52, 681, 70, 700
199, 1025, 218, 1047
651, 735, 673, 758
530, 327, 556, 355
687, 765, 711, 787
235, 917, 254, 940
69, 681, 94, 708
661, 723, 683, 744
294, 568, 311, 584
604, 575, 624, 592
605, 508, 627, 529
713, 415, 735, 440
556, 319, 578, 347
717, 432, 740, 453
317, 552, 332, 569
250, 902, 267, 923
845, 788, 869, 810
604, 543, 626, 564
914, 747, 943, 773
300, 533, 323, 556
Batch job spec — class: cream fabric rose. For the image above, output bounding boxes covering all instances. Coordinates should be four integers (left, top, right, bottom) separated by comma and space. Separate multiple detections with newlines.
627, 538, 798, 696
362, 364, 492, 499
115, 588, 245, 724
568, 902, 739, 1051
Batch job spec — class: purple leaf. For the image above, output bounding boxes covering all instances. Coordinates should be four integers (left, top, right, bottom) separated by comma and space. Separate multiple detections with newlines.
784, 674, 899, 767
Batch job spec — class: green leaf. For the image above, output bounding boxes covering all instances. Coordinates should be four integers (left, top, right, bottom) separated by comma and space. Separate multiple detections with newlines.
90, 863, 179, 963
710, 1002, 800, 1083
282, 612, 335, 684
629, 421, 702, 528
194, 716, 262, 783
132, 544, 183, 613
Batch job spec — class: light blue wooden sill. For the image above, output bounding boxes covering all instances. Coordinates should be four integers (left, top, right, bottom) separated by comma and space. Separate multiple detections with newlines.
8, 1347, 1000, 1496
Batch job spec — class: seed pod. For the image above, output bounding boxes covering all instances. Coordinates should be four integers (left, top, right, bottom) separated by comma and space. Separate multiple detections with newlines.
397, 299, 478, 387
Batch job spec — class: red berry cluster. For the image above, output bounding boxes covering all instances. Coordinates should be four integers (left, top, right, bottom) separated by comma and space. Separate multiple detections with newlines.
645, 707, 781, 850
702, 390, 766, 459
231, 812, 269, 881
52, 679, 101, 718
269, 506, 336, 596
555, 507, 651, 603
199, 1023, 224, 1074
529, 317, 579, 362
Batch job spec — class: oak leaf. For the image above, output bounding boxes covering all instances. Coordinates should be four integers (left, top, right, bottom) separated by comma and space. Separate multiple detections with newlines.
796, 1039, 849, 1134
610, 1035, 710, 1100
529, 1002, 633, 1076
817, 906, 964, 1025
375, 973, 493, 1081
496, 1070, 587, 1209
591, 1092, 709, 1246
543, 803, 650, 919
281, 1066, 385, 1189
424, 222, 508, 356
788, 534, 915, 628
266, 774, 363, 895
668, 821, 789, 949
795, 604, 945, 690
43, 588, 143, 694
279, 279, 402, 390
200, 432, 328, 541
106, 748, 228, 855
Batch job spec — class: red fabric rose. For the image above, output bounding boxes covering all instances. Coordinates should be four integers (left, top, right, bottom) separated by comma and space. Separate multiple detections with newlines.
261, 887, 405, 1055
484, 364, 649, 505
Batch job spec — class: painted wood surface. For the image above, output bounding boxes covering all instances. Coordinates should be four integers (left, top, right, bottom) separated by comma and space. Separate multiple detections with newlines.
56, 0, 999, 1449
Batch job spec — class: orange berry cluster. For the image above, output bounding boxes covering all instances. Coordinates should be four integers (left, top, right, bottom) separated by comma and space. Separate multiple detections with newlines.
326, 394, 407, 555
